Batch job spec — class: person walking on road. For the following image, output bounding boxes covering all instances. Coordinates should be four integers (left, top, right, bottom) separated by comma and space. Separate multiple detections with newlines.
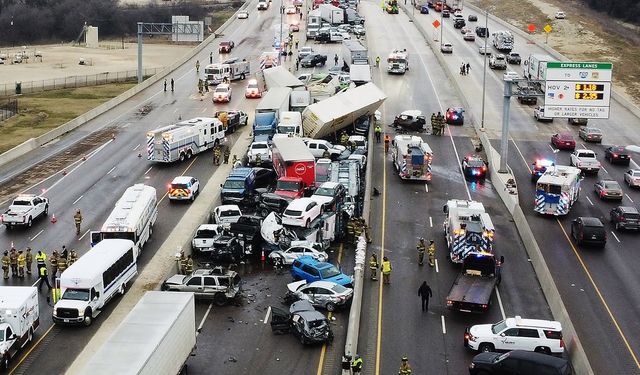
209, 52, 213, 64
381, 256, 392, 285
428, 240, 436, 267
50, 250, 59, 283
384, 134, 391, 154
465, 63, 470, 75
418, 281, 433, 312
196, 60, 200, 73
185, 255, 194, 275
223, 146, 231, 164
334, 54, 339, 66
164, 79, 167, 92
374, 125, 382, 143
74, 209, 83, 235
171, 78, 175, 92
2, 251, 10, 280
9, 248, 18, 277
38, 266, 52, 291
369, 253, 378, 281
17, 250, 26, 278
68, 249, 78, 266
26, 247, 33, 275
398, 356, 412, 374
416, 238, 426, 266
351, 355, 363, 374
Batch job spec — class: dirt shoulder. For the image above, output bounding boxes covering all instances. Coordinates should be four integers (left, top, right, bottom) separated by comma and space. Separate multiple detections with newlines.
469, 0, 640, 107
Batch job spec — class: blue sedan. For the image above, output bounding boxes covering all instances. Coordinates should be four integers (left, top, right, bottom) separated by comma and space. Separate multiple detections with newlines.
420, 5, 429, 13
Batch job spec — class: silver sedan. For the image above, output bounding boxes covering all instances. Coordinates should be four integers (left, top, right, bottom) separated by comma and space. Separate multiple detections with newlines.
578, 127, 603, 143
286, 280, 353, 311
624, 169, 640, 188
269, 243, 328, 265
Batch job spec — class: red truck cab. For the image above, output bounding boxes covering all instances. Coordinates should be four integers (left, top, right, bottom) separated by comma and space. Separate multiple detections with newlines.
271, 138, 316, 199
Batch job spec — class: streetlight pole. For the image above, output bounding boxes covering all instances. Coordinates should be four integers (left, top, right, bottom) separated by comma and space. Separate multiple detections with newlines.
480, 9, 488, 131
279, 1, 284, 65
439, 8, 443, 48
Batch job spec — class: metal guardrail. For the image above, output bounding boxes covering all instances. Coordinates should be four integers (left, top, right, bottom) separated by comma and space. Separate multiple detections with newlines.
0, 68, 164, 97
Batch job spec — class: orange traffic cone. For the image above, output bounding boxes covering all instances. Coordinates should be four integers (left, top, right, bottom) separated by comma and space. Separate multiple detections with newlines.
51, 214, 57, 223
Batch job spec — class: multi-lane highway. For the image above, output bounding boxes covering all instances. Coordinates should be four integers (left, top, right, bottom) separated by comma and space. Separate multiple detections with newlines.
1, 0, 639, 374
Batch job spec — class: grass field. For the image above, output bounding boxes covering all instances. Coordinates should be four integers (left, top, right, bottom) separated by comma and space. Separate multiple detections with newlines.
0, 83, 136, 154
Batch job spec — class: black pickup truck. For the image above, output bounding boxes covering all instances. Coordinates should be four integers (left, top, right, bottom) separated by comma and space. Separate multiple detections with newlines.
446, 253, 502, 313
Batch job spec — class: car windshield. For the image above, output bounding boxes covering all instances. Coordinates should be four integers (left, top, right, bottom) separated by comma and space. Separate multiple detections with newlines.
315, 187, 335, 196
247, 83, 258, 89
559, 134, 573, 140
603, 181, 621, 189
277, 180, 301, 191
220, 210, 241, 217
171, 183, 189, 189
195, 229, 218, 238
320, 266, 341, 279
284, 209, 302, 216
223, 180, 244, 189
491, 320, 508, 334
215, 87, 228, 93
62, 288, 90, 301
279, 126, 298, 134
467, 159, 485, 167
251, 143, 268, 149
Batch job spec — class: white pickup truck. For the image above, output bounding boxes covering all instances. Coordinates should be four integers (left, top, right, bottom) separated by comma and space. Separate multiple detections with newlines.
191, 224, 221, 253
570, 149, 601, 173
1, 195, 49, 228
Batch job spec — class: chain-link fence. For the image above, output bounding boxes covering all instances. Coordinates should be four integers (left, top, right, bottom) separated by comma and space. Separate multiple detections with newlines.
0, 67, 164, 97
0, 98, 18, 122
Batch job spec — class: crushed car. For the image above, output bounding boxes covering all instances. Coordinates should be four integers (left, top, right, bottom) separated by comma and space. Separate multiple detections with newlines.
270, 300, 334, 345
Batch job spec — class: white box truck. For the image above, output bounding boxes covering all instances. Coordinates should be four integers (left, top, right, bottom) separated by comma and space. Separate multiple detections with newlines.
80, 291, 196, 375
341, 40, 368, 70
318, 4, 344, 24
277, 111, 304, 137
0, 287, 39, 370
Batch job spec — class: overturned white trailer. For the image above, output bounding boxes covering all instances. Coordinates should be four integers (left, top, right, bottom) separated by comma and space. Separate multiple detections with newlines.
301, 83, 386, 139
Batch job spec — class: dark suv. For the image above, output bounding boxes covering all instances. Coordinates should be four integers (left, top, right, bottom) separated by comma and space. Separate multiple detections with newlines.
301, 54, 327, 68
476, 26, 489, 37
571, 217, 606, 247
454, 18, 466, 29
604, 145, 631, 165
469, 350, 572, 375
610, 206, 640, 231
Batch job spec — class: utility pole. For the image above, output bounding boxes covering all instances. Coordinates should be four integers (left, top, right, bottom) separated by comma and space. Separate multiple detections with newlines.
480, 9, 488, 130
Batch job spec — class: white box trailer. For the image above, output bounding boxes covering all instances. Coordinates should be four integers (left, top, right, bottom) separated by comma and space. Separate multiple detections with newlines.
302, 82, 386, 139
318, 4, 344, 24
0, 287, 39, 369
341, 40, 368, 69
146, 117, 225, 163
349, 64, 372, 86
80, 292, 196, 375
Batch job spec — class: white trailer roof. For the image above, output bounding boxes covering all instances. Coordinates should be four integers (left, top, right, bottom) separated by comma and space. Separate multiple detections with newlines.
272, 137, 315, 162
82, 292, 195, 375
60, 239, 135, 287
263, 66, 305, 89
101, 184, 157, 233
302, 83, 386, 139
256, 87, 293, 112
0, 286, 37, 309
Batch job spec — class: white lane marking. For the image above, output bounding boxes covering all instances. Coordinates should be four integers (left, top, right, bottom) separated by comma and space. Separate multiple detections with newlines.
441, 315, 446, 334
30, 230, 44, 242
133, 144, 140, 151
496, 287, 506, 320
78, 230, 90, 241
31, 279, 39, 287
122, 122, 131, 128
263, 305, 272, 324
626, 194, 634, 203
107, 166, 116, 175
610, 231, 621, 243
144, 166, 153, 175
585, 196, 594, 206
511, 139, 531, 172
425, 184, 429, 193
173, 108, 178, 113
548, 144, 556, 152
580, 143, 587, 149
396, 17, 471, 199
435, 259, 439, 273
601, 166, 608, 175
72, 195, 84, 205
1, 139, 114, 205
631, 158, 639, 169
429, 216, 433, 228
202, 107, 207, 113
196, 303, 214, 336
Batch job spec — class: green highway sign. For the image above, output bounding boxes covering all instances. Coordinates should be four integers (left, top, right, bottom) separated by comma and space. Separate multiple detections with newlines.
547, 62, 613, 70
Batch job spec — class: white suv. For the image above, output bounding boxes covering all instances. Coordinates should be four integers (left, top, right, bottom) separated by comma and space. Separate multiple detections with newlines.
213, 83, 232, 103
168, 176, 200, 202
465, 316, 564, 355
282, 198, 321, 228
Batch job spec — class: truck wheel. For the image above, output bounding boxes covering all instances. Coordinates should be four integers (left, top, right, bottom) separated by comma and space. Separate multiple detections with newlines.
240, 73, 246, 80
179, 153, 186, 162
119, 283, 126, 295
3, 354, 10, 370
213, 293, 227, 307
83, 309, 93, 326
534, 346, 551, 355
44, 205, 49, 215
28, 328, 33, 342
27, 217, 32, 227
187, 150, 193, 159
478, 343, 494, 353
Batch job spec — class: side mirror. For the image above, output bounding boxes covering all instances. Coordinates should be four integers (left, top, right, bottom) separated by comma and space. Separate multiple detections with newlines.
443, 205, 448, 214
500, 333, 505, 337
93, 296, 99, 302
220, 184, 223, 188
500, 255, 505, 264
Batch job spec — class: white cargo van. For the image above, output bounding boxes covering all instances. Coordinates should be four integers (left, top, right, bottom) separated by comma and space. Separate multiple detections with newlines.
53, 239, 137, 326
277, 111, 304, 137
0, 287, 39, 369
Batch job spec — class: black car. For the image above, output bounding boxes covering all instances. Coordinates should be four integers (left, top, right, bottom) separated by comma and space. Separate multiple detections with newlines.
610, 206, 640, 231
517, 86, 538, 105
454, 18, 466, 28
571, 217, 606, 247
445, 107, 464, 125
462, 155, 488, 179
476, 26, 489, 37
568, 117, 588, 126
270, 300, 334, 345
301, 54, 327, 68
506, 52, 521, 64
442, 9, 450, 17
604, 145, 631, 165
469, 350, 572, 375
259, 192, 293, 217
468, 14, 478, 21
393, 110, 426, 131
